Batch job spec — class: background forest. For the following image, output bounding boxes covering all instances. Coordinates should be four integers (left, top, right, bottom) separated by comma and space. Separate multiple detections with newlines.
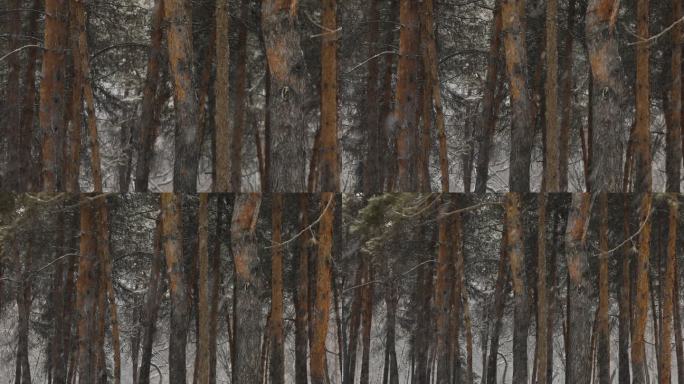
1, 0, 683, 192
0, 192, 683, 384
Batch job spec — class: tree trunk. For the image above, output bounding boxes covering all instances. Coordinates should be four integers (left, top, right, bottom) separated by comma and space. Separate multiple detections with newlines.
261, 0, 310, 192
311, 193, 335, 384
660, 196, 678, 384
165, 0, 199, 192
565, 193, 592, 384
668, 0, 683, 192
501, 0, 533, 192
475, 0, 502, 194
295, 194, 310, 384
232, 193, 263, 384
138, 218, 163, 384
618, 194, 632, 384
19, 0, 41, 191
77, 198, 98, 383
344, 263, 363, 384
543, 0, 559, 191
362, 0, 384, 194
214, 0, 232, 191
14, 235, 32, 384
270, 194, 285, 384
536, 193, 549, 384
559, 0, 576, 191
586, 0, 626, 192
634, 0, 652, 195
673, 249, 684, 384
135, 0, 165, 192
597, 193, 610, 384
232, 0, 249, 191
631, 192, 652, 384
486, 231, 508, 384
319, 0, 340, 191
359, 258, 374, 384
5, 0, 22, 191
196, 194, 210, 384
394, 0, 420, 191
434, 197, 452, 384
208, 196, 223, 384
504, 193, 529, 383
160, 193, 189, 383
40, 0, 69, 191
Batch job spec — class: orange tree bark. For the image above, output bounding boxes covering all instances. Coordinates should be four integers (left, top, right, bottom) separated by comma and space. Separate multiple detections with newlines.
135, 0, 165, 192
66, 2, 83, 194
295, 194, 310, 384
394, 0, 420, 191
270, 194, 285, 384
505, 192, 529, 383
160, 193, 189, 383
660, 196, 678, 384
311, 193, 335, 384
565, 193, 592, 384
231, 193, 263, 384
319, 0, 341, 191
261, 0, 310, 191
597, 193, 610, 384
544, 0, 559, 191
197, 194, 210, 384
501, 0, 533, 192
164, 0, 199, 192
559, 0, 576, 191
585, 0, 626, 192
77, 197, 98, 383
39, 0, 69, 191
475, 1, 502, 194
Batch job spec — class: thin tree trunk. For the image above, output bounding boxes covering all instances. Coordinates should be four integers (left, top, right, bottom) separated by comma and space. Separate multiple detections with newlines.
208, 196, 223, 384
597, 193, 610, 384
395, 0, 420, 191
5, 0, 22, 191
232, 194, 263, 384
565, 193, 592, 384
160, 193, 189, 383
295, 194, 310, 384
359, 258, 374, 384
544, 0, 559, 191
475, 1, 502, 194
214, 0, 232, 191
362, 0, 384, 194
270, 194, 285, 384
19, 0, 41, 191
631, 192, 653, 384
319, 0, 341, 192
138, 219, 163, 384
344, 263, 363, 384
486, 231, 509, 384
261, 0, 310, 192
505, 192, 529, 383
559, 0, 576, 191
434, 197, 452, 384
135, 0, 165, 192
660, 196, 678, 384
77, 198, 98, 383
618, 194, 632, 384
668, 0, 683, 193
197, 194, 210, 384
673, 250, 684, 384
165, 0, 199, 192
536, 193, 549, 384
232, 0, 249, 191
311, 193, 335, 384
